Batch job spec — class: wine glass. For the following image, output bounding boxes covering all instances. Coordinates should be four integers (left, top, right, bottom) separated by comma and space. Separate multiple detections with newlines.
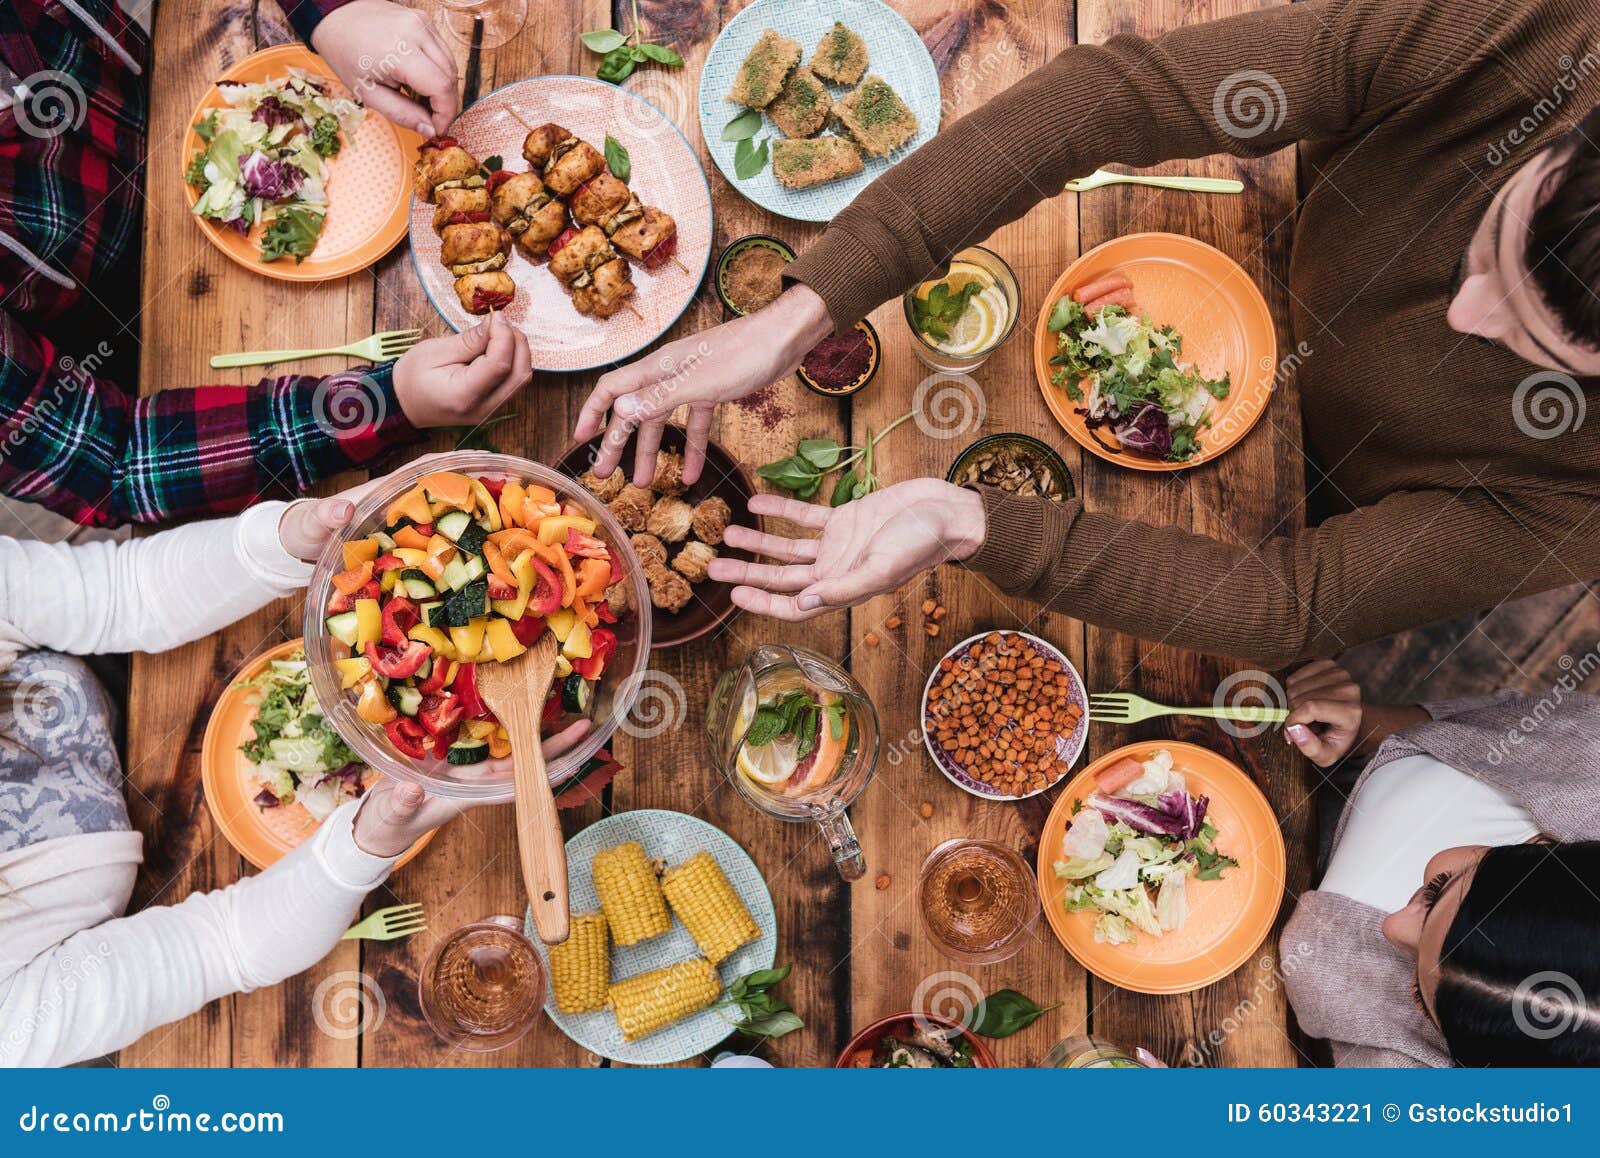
418, 916, 546, 1051
433, 0, 528, 50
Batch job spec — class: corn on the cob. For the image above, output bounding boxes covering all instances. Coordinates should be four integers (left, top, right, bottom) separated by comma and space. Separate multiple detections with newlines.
548, 911, 609, 1014
607, 958, 721, 1041
661, 851, 760, 964
592, 841, 671, 946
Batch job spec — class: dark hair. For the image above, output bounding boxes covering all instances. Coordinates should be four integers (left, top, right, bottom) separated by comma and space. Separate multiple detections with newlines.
1435, 842, 1600, 1066
1525, 104, 1600, 351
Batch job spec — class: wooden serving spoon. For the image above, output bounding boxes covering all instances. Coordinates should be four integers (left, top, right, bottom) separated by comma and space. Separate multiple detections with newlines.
474, 632, 569, 945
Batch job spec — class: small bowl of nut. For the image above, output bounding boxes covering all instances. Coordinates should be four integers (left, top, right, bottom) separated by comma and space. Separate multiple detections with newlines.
946, 433, 1074, 503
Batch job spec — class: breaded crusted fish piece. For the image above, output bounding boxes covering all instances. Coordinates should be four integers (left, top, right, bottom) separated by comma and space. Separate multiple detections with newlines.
808, 21, 867, 85
727, 29, 802, 109
770, 136, 863, 189
768, 67, 832, 139
835, 75, 918, 157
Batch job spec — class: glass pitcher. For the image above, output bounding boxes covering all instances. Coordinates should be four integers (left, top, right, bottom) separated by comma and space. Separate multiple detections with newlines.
706, 645, 879, 881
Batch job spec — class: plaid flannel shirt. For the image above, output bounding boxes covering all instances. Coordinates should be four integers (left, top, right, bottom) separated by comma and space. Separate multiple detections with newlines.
0, 0, 418, 527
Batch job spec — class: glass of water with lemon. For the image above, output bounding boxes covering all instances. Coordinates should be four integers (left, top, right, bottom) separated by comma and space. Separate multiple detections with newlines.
706, 645, 879, 881
902, 246, 1020, 373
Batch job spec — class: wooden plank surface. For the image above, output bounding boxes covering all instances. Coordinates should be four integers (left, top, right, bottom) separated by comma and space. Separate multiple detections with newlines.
125, 0, 1325, 1068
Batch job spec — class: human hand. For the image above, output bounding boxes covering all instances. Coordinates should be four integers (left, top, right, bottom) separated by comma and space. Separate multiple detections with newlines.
311, 0, 460, 137
707, 479, 986, 621
1283, 660, 1363, 766
392, 314, 531, 428
574, 285, 834, 487
276, 452, 484, 562
351, 720, 592, 857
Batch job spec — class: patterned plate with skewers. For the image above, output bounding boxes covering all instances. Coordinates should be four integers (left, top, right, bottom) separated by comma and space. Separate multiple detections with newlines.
409, 75, 714, 372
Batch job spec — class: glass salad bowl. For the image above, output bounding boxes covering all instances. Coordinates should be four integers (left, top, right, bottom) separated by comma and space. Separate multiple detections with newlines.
303, 452, 652, 801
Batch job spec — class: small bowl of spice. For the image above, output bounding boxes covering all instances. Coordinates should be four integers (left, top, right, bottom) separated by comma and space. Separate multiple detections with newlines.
715, 234, 796, 316
922, 629, 1087, 800
796, 319, 880, 397
947, 432, 1073, 503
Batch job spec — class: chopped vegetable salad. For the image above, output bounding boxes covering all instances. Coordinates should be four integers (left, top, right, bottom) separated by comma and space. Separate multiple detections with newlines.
236, 648, 370, 819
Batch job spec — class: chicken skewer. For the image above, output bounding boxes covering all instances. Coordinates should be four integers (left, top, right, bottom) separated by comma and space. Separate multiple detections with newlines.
415, 136, 515, 315
547, 224, 638, 319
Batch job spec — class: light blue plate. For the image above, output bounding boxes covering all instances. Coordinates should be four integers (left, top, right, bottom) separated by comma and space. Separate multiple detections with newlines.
526, 809, 778, 1065
697, 0, 941, 222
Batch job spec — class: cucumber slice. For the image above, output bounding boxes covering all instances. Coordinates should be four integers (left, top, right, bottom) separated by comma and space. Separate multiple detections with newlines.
461, 554, 487, 583
414, 655, 433, 683
419, 600, 447, 628
440, 556, 472, 592
325, 611, 360, 648
435, 510, 472, 542
445, 738, 490, 765
443, 579, 489, 627
390, 685, 422, 716
455, 521, 489, 555
402, 575, 437, 600
561, 672, 592, 714
374, 530, 397, 552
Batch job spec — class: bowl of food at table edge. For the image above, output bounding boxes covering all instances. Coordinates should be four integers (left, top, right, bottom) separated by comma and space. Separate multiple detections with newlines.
836, 1012, 996, 1068
1037, 741, 1287, 995
302, 453, 652, 800
1032, 232, 1276, 471
555, 424, 755, 650
922, 630, 1089, 801
200, 638, 434, 871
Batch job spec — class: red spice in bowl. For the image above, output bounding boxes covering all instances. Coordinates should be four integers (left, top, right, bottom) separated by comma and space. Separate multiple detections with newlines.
797, 320, 880, 396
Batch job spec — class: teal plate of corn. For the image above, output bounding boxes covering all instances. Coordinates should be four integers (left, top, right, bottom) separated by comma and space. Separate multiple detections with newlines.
526, 809, 778, 1065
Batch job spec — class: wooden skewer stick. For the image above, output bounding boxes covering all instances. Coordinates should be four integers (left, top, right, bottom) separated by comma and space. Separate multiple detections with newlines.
624, 301, 644, 321
670, 256, 690, 274
506, 106, 537, 134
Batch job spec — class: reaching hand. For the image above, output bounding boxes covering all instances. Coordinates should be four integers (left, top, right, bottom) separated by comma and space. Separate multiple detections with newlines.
1283, 660, 1364, 766
311, 0, 460, 137
573, 285, 834, 487
707, 479, 987, 621
392, 314, 531, 428
351, 720, 592, 857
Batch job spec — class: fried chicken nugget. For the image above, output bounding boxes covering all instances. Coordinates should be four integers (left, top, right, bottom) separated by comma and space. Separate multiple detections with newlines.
644, 560, 693, 614
690, 496, 732, 546
578, 467, 625, 503
630, 533, 668, 567
671, 540, 717, 584
607, 484, 654, 532
650, 450, 687, 496
645, 496, 694, 543
605, 580, 633, 619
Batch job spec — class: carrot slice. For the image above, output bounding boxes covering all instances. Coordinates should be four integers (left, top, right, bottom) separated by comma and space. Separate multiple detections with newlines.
1095, 756, 1146, 794
1072, 273, 1133, 305
331, 561, 374, 594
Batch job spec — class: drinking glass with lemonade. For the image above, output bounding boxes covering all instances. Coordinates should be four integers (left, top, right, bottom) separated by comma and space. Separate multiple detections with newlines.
706, 645, 879, 881
902, 245, 1020, 372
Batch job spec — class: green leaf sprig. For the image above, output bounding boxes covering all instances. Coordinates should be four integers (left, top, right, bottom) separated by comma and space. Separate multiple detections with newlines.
742, 689, 844, 760
603, 134, 631, 182
582, 0, 684, 85
721, 108, 763, 142
756, 411, 917, 504
734, 134, 770, 180
963, 989, 1060, 1038
717, 965, 804, 1038
908, 279, 986, 342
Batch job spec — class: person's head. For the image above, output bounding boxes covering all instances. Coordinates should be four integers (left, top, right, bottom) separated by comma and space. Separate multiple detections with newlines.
1383, 842, 1600, 1066
1449, 104, 1600, 375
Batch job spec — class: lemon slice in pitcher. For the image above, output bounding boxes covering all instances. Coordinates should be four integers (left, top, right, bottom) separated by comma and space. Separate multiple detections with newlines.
937, 288, 1005, 356
737, 733, 801, 787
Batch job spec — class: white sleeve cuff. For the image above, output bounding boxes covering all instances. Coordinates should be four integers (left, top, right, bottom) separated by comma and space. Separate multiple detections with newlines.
235, 500, 316, 594
312, 801, 400, 891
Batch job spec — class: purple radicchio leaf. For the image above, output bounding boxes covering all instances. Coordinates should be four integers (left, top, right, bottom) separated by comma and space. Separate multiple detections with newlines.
1114, 400, 1173, 459
240, 150, 304, 200
251, 95, 302, 131
1158, 789, 1209, 840
253, 788, 281, 808
1086, 791, 1188, 836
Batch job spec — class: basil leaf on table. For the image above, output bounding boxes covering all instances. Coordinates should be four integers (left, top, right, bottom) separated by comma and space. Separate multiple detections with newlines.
597, 45, 636, 83
739, 964, 792, 990
797, 437, 844, 470
722, 108, 763, 142
580, 28, 627, 53
738, 1010, 804, 1039
734, 134, 770, 180
963, 989, 1060, 1038
603, 134, 631, 183
829, 469, 858, 507
756, 454, 820, 494
635, 42, 683, 66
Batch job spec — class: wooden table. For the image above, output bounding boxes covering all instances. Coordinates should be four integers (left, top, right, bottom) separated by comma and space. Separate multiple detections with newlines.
126, 0, 1311, 1067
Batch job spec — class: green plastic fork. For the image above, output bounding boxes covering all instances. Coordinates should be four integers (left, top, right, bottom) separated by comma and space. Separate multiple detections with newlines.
1088, 691, 1287, 726
209, 328, 423, 369
1063, 169, 1245, 195
341, 902, 426, 942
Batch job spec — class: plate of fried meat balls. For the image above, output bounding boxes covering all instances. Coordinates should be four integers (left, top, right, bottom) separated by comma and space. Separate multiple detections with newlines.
408, 76, 714, 372
558, 426, 757, 648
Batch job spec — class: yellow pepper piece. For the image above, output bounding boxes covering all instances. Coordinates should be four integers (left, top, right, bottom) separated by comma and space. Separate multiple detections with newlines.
391, 546, 429, 567
354, 598, 382, 646
335, 656, 372, 689
342, 538, 381, 570
537, 514, 597, 546
469, 480, 503, 532
407, 624, 457, 660
562, 618, 593, 660
385, 485, 432, 527
449, 617, 486, 659
380, 567, 400, 593
357, 677, 396, 724
554, 654, 573, 679
419, 470, 474, 509
491, 549, 537, 620
546, 607, 578, 642
485, 618, 527, 662
497, 481, 526, 531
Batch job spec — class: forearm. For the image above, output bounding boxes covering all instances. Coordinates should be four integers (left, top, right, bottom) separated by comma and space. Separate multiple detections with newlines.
1354, 704, 1431, 756
0, 804, 392, 1068
282, 0, 358, 42
0, 501, 309, 655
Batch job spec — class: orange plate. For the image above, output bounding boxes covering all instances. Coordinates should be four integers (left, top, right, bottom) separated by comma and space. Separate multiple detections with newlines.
180, 45, 421, 282
201, 639, 433, 872
1032, 233, 1276, 471
1037, 740, 1285, 995
409, 76, 714, 372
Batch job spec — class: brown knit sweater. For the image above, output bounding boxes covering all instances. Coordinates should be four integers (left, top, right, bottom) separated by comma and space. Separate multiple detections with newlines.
786, 0, 1600, 669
